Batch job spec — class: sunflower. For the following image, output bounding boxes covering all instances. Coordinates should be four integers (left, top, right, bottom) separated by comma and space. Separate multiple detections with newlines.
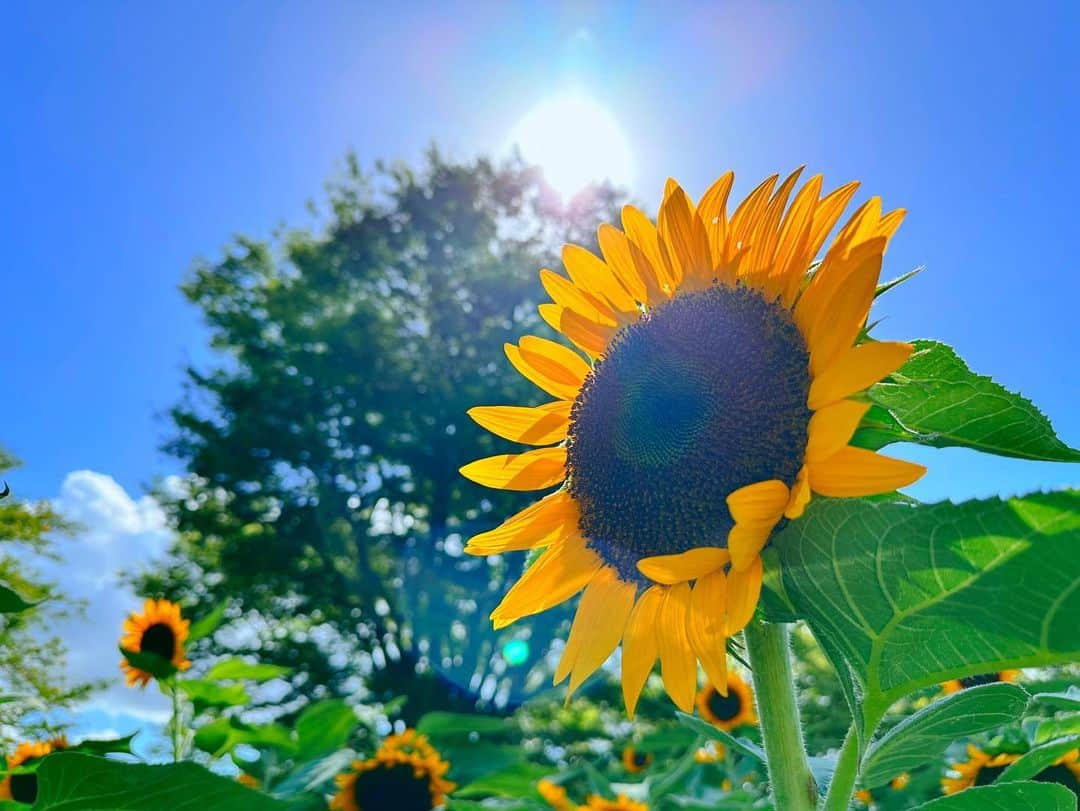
583, 795, 648, 811
941, 670, 1020, 695
461, 169, 925, 713
119, 598, 191, 687
696, 672, 757, 731
1033, 749, 1080, 795
331, 730, 456, 811
621, 746, 653, 774
538, 778, 575, 811
854, 772, 910, 806
0, 736, 68, 805
693, 741, 727, 763
942, 744, 1020, 794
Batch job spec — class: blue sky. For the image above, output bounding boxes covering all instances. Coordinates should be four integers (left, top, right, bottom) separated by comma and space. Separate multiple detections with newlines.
1, 0, 1078, 733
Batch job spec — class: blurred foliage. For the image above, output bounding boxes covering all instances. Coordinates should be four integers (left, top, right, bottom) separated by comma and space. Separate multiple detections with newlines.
0, 448, 95, 746
131, 149, 628, 722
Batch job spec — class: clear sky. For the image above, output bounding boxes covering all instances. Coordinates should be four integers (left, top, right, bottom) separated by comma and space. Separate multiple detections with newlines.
2, 2, 1079, 732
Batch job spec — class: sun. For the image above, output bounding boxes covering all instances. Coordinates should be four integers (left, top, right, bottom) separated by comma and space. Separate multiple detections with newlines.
509, 91, 633, 199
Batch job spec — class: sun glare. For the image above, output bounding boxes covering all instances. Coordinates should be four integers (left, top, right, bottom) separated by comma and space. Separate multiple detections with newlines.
509, 91, 633, 198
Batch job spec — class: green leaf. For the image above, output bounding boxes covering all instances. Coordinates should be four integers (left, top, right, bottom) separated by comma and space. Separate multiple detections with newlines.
861, 683, 1030, 787
270, 749, 354, 796
193, 717, 296, 758
1036, 715, 1080, 745
910, 781, 1077, 810
434, 743, 523, 784
187, 601, 228, 643
294, 699, 357, 761
31, 752, 289, 810
416, 711, 511, 739
204, 658, 291, 683
999, 735, 1080, 782
179, 678, 250, 713
861, 340, 1080, 461
453, 762, 554, 799
118, 646, 177, 681
0, 583, 37, 614
773, 491, 1080, 741
1031, 686, 1080, 711
68, 734, 137, 756
674, 711, 765, 762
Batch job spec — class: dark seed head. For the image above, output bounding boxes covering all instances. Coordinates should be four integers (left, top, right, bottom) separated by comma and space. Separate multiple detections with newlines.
140, 623, 176, 661
353, 763, 434, 811
567, 284, 811, 583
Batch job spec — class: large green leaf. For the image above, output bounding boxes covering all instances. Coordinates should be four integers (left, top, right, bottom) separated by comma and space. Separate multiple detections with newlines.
861, 683, 1030, 787
772, 491, 1080, 740
858, 340, 1080, 461
31, 752, 289, 810
179, 679, 250, 713
193, 717, 296, 758
203, 658, 291, 683
294, 700, 357, 761
1031, 686, 1080, 711
911, 781, 1077, 810
416, 711, 512, 739
453, 762, 554, 799
187, 601, 228, 644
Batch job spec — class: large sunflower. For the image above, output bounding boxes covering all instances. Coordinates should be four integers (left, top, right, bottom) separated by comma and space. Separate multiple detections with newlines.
941, 670, 1020, 695
0, 736, 68, 805
696, 672, 757, 731
461, 170, 925, 713
942, 744, 1020, 794
119, 598, 191, 687
331, 730, 455, 811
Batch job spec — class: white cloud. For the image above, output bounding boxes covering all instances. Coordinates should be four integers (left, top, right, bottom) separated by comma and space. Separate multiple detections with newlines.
38, 471, 177, 722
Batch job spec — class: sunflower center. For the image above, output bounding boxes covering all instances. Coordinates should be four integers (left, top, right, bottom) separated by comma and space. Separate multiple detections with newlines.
1034, 764, 1080, 794
707, 688, 745, 722
567, 284, 811, 582
974, 764, 1009, 787
140, 623, 176, 661
958, 673, 1001, 689
353, 763, 434, 811
633, 751, 649, 768
10, 772, 39, 804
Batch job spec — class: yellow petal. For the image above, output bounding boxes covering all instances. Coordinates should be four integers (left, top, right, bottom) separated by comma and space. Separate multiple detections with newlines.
805, 241, 886, 375
807, 447, 926, 497
795, 236, 885, 345
539, 268, 617, 326
807, 181, 860, 261
725, 556, 763, 635
637, 547, 730, 584
505, 341, 584, 400
555, 567, 636, 695
490, 534, 603, 628
621, 587, 663, 718
659, 186, 712, 288
697, 171, 735, 270
657, 583, 697, 712
520, 335, 591, 387
467, 401, 571, 445
805, 400, 872, 463
728, 174, 778, 253
785, 466, 811, 519
622, 204, 678, 291
808, 341, 914, 409
727, 524, 774, 572
726, 479, 790, 525
773, 175, 824, 305
597, 223, 661, 305
538, 304, 616, 359
459, 447, 566, 491
741, 167, 803, 284
465, 490, 579, 555
562, 244, 638, 316
688, 569, 729, 689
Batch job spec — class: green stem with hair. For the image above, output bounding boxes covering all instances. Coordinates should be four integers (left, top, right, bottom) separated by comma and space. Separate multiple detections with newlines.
823, 723, 862, 811
743, 619, 818, 811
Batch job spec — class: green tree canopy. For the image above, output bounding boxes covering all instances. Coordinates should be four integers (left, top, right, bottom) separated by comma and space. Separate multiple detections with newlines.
136, 150, 627, 720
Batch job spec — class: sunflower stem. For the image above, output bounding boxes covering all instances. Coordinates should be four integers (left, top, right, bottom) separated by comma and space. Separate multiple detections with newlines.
743, 619, 817, 811
169, 681, 183, 762
823, 723, 861, 811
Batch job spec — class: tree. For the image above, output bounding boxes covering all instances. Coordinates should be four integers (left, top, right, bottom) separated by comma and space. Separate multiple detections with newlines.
135, 149, 627, 719
0, 448, 93, 745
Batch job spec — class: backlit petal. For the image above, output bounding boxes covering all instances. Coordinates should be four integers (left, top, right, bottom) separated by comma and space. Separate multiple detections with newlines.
562, 244, 638, 316
725, 556, 763, 635
688, 569, 729, 689
555, 567, 637, 696
490, 534, 603, 628
657, 583, 698, 712
807, 446, 926, 497
467, 401, 571, 445
808, 341, 913, 409
459, 447, 566, 491
805, 400, 872, 463
637, 547, 730, 584
622, 587, 663, 718
465, 490, 579, 555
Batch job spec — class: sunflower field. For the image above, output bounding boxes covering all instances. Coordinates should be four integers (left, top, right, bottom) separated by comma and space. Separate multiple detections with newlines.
3, 148, 1079, 810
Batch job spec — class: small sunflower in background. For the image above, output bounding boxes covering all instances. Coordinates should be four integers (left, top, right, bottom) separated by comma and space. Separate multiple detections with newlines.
0, 736, 68, 805
583, 794, 648, 811
461, 169, 924, 714
942, 744, 1020, 794
538, 778, 575, 811
621, 746, 653, 774
1032, 749, 1080, 795
331, 729, 455, 811
941, 670, 1020, 694
693, 740, 727, 763
696, 672, 756, 732
854, 772, 910, 806
119, 598, 191, 687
